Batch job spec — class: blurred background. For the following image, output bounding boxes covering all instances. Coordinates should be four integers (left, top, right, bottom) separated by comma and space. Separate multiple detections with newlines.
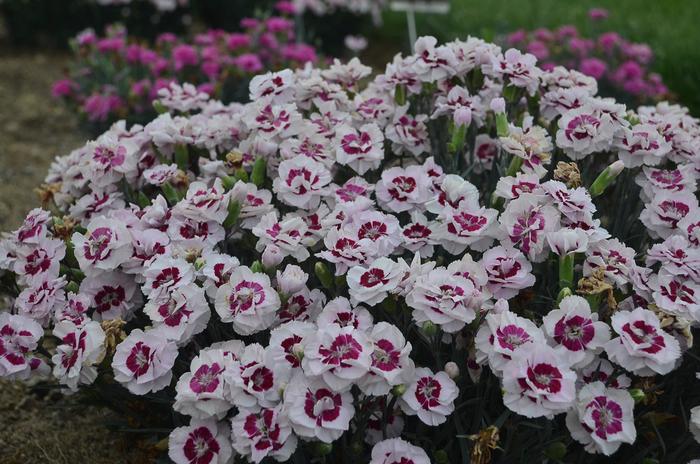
0, 0, 697, 461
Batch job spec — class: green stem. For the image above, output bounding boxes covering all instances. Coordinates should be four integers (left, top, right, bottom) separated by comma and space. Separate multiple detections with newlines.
559, 254, 574, 290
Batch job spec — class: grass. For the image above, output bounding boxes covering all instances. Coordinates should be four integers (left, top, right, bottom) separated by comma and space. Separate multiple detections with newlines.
374, 0, 700, 114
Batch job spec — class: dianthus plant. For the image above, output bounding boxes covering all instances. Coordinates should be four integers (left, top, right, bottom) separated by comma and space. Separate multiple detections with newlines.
2, 34, 700, 463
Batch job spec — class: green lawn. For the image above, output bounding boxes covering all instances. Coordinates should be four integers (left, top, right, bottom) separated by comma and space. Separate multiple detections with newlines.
373, 0, 700, 114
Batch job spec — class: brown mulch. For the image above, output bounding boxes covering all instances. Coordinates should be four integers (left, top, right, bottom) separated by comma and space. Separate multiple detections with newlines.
0, 51, 155, 463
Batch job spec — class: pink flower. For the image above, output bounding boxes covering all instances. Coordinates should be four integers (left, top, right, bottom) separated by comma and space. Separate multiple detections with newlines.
174, 348, 232, 419
491, 48, 542, 95
252, 212, 313, 262
542, 296, 611, 368
358, 322, 415, 396
400, 367, 458, 425
172, 44, 199, 71
144, 283, 210, 345
640, 191, 698, 239
500, 193, 561, 262
51, 320, 105, 391
605, 307, 681, 375
175, 179, 230, 224
347, 257, 404, 306
214, 266, 280, 336
231, 406, 297, 463
566, 382, 636, 455
385, 105, 430, 157
588, 8, 609, 20
80, 271, 139, 321
157, 82, 210, 113
406, 267, 480, 333
556, 104, 619, 160
51, 79, 76, 98
249, 69, 296, 104
0, 313, 44, 378
234, 53, 263, 73
370, 438, 430, 464
579, 58, 607, 80
15, 276, 67, 326
143, 256, 196, 304
12, 237, 65, 286
112, 328, 178, 395
334, 123, 385, 175
168, 419, 232, 464
481, 246, 536, 299
376, 165, 431, 213
413, 36, 458, 82
285, 373, 355, 443
302, 323, 372, 391
475, 309, 546, 373
273, 156, 332, 209
502, 344, 576, 418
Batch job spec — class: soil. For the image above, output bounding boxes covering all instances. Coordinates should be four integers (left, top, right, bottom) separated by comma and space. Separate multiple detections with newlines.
0, 51, 154, 463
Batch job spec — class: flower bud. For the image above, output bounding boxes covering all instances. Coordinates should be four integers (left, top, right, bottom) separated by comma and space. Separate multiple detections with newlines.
174, 144, 189, 171
434, 450, 450, 464
490, 97, 506, 113
312, 442, 333, 457
221, 175, 236, 191
590, 160, 625, 197
261, 246, 283, 269
453, 107, 472, 127
314, 261, 334, 290
251, 157, 267, 187
556, 287, 572, 305
444, 361, 460, 379
250, 260, 265, 274
223, 199, 241, 229
350, 440, 364, 456
544, 441, 567, 460
152, 100, 168, 114
276, 264, 308, 295
422, 321, 438, 337
391, 384, 407, 396
65, 281, 80, 294
629, 388, 646, 404
292, 343, 305, 361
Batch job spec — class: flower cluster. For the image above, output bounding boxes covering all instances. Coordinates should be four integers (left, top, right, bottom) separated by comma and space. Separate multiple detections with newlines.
505, 9, 668, 103
293, 0, 387, 17
52, 13, 318, 129
94, 0, 188, 12
4, 33, 700, 462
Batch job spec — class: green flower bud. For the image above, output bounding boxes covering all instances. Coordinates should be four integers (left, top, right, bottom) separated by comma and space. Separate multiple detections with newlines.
65, 281, 80, 294
251, 157, 267, 187
496, 113, 509, 138
590, 161, 625, 197
544, 441, 567, 460
314, 262, 334, 290
174, 144, 189, 171
312, 442, 333, 457
422, 321, 438, 337
250, 261, 264, 274
391, 384, 407, 396
434, 450, 449, 464
556, 287, 573, 305
161, 182, 181, 206
221, 175, 236, 191
629, 388, 646, 404
152, 100, 168, 114
234, 168, 249, 183
223, 200, 241, 229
